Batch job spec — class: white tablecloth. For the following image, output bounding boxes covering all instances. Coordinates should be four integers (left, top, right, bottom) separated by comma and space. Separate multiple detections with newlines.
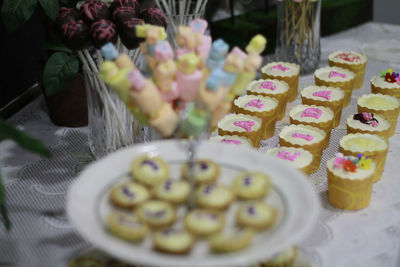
1, 22, 399, 267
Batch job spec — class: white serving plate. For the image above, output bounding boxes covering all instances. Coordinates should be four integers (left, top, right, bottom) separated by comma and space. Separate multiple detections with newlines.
67, 140, 320, 267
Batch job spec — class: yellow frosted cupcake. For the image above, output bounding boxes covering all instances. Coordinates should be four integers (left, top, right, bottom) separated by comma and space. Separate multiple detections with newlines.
357, 93, 400, 137
301, 85, 345, 128
288, 104, 334, 147
233, 95, 279, 139
210, 135, 253, 148
346, 112, 391, 139
261, 62, 300, 102
371, 69, 400, 100
314, 66, 355, 107
279, 124, 327, 173
217, 113, 263, 147
247, 79, 289, 120
339, 133, 388, 182
328, 51, 368, 89
327, 153, 376, 210
267, 146, 314, 175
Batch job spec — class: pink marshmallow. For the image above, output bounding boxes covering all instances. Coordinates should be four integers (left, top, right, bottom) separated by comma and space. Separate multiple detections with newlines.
231, 47, 247, 59
154, 41, 174, 62
160, 82, 179, 102
127, 70, 146, 91
189, 19, 208, 35
175, 48, 193, 59
176, 70, 203, 102
197, 35, 212, 62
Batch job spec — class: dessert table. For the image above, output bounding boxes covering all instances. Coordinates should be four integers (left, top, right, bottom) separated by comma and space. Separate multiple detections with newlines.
1, 22, 400, 267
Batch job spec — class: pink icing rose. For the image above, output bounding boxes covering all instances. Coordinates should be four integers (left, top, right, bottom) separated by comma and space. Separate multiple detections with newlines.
233, 120, 255, 132
221, 139, 242, 145
259, 81, 277, 91
276, 151, 301, 162
329, 71, 347, 79
301, 108, 322, 119
271, 64, 290, 71
291, 133, 314, 141
335, 52, 361, 63
245, 99, 264, 109
312, 90, 332, 100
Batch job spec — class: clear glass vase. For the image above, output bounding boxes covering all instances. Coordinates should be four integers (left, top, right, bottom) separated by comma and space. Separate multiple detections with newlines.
275, 0, 321, 74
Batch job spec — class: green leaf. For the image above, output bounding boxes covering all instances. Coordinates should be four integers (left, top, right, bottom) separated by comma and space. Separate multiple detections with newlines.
0, 171, 11, 230
0, 119, 51, 158
1, 0, 37, 32
38, 0, 60, 21
42, 41, 73, 53
43, 52, 79, 96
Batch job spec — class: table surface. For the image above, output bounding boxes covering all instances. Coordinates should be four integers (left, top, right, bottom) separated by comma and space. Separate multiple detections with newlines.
1, 22, 400, 267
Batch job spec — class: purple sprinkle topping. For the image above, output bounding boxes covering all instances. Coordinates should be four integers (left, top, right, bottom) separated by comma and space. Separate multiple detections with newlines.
243, 176, 251, 186
141, 159, 158, 170
203, 185, 214, 194
164, 180, 172, 191
145, 210, 166, 218
199, 162, 208, 170
247, 206, 255, 215
122, 186, 135, 199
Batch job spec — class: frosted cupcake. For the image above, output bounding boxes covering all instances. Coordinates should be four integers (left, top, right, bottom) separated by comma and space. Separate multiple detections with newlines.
261, 62, 300, 102
247, 79, 289, 120
327, 153, 376, 210
358, 93, 400, 137
233, 95, 279, 139
301, 85, 345, 128
279, 124, 326, 173
340, 133, 388, 182
371, 69, 400, 100
288, 104, 334, 147
314, 66, 355, 107
267, 146, 314, 175
217, 114, 263, 147
210, 135, 253, 148
328, 51, 368, 89
346, 112, 391, 139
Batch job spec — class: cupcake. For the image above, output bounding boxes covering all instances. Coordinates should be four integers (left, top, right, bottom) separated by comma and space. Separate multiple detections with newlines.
346, 112, 391, 139
371, 69, 400, 100
328, 51, 368, 89
279, 124, 327, 173
247, 79, 289, 120
262, 246, 298, 267
210, 135, 253, 148
233, 95, 279, 139
217, 113, 263, 147
339, 133, 388, 182
267, 146, 314, 175
261, 62, 300, 102
288, 104, 334, 147
301, 85, 345, 128
358, 93, 400, 137
314, 66, 355, 107
327, 153, 376, 210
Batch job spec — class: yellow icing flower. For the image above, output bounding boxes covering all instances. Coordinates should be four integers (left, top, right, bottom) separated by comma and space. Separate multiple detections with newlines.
358, 156, 372, 170
388, 68, 393, 75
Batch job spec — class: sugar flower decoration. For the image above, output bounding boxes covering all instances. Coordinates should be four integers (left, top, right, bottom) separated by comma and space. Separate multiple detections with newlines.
344, 160, 357, 172
358, 156, 372, 170
381, 68, 399, 83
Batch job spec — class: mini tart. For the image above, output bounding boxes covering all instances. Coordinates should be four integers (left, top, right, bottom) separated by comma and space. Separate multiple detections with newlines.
247, 79, 290, 120
136, 200, 176, 228
196, 184, 235, 210
314, 66, 355, 107
262, 246, 298, 267
357, 93, 400, 137
261, 62, 300, 102
184, 209, 224, 236
233, 95, 279, 139
153, 228, 194, 254
181, 159, 221, 185
301, 85, 345, 128
231, 171, 271, 200
210, 135, 253, 147
217, 113, 262, 147
327, 155, 376, 210
279, 124, 326, 173
371, 75, 400, 100
267, 146, 314, 175
328, 51, 368, 89
106, 211, 149, 242
131, 155, 170, 187
109, 182, 150, 209
153, 179, 190, 205
236, 202, 277, 230
209, 228, 255, 253
69, 257, 105, 267
339, 133, 388, 182
289, 104, 334, 148
346, 113, 391, 139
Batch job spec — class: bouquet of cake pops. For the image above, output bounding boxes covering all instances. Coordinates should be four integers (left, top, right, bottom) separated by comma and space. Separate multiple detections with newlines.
98, 19, 266, 138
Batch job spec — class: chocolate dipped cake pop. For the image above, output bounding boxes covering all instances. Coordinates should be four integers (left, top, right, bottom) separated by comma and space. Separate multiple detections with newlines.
112, 6, 137, 22
60, 19, 90, 50
139, 8, 167, 29
118, 17, 144, 49
110, 0, 140, 15
90, 19, 117, 48
56, 7, 78, 27
80, 0, 110, 24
